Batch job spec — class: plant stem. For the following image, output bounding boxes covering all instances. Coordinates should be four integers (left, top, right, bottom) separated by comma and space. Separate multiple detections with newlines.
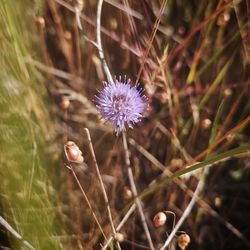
160, 178, 203, 250
96, 0, 113, 83
102, 204, 136, 250
70, 165, 107, 240
122, 131, 155, 250
0, 216, 35, 250
84, 128, 121, 250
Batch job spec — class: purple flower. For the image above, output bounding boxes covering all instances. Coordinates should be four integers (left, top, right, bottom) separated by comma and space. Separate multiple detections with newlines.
96, 77, 148, 135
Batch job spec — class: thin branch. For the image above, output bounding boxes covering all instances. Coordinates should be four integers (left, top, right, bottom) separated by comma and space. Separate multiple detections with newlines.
129, 137, 250, 247
136, 0, 168, 83
159, 178, 203, 250
56, 0, 182, 55
122, 132, 155, 250
84, 128, 121, 250
74, 5, 99, 48
106, 0, 143, 19
74, 1, 84, 30
24, 57, 82, 81
96, 0, 114, 83
102, 204, 136, 250
57, 88, 98, 114
0, 216, 35, 250
69, 165, 107, 240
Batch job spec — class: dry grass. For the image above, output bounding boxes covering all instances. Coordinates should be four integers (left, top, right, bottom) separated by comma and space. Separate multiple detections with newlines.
1, 0, 250, 249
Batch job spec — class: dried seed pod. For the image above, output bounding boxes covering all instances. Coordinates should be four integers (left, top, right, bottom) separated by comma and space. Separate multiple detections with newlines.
123, 186, 133, 200
115, 232, 124, 242
60, 98, 70, 110
153, 212, 167, 228
75, 0, 84, 11
217, 12, 230, 26
108, 17, 118, 30
64, 30, 72, 40
201, 118, 212, 130
64, 141, 84, 164
224, 88, 232, 98
177, 233, 191, 250
158, 92, 168, 104
170, 158, 184, 168
214, 196, 222, 207
34, 17, 45, 28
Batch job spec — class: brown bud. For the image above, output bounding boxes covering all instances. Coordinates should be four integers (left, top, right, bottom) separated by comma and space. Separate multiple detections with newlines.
123, 186, 132, 200
64, 30, 72, 40
76, 0, 84, 11
64, 141, 84, 164
34, 17, 45, 29
201, 118, 212, 130
217, 12, 230, 26
108, 17, 118, 30
178, 26, 185, 35
177, 233, 191, 250
214, 197, 222, 207
170, 158, 184, 168
153, 212, 167, 228
115, 232, 124, 242
159, 92, 168, 104
60, 98, 70, 110
224, 88, 232, 98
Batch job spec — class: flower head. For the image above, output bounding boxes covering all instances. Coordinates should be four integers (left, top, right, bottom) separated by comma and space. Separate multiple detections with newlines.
96, 77, 148, 135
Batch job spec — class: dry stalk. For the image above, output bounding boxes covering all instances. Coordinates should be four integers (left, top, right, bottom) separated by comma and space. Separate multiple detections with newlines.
74, 3, 98, 48
122, 132, 155, 250
102, 204, 136, 250
0, 216, 35, 250
159, 178, 203, 250
85, 0, 153, 248
69, 165, 107, 240
96, 0, 113, 84
84, 128, 121, 250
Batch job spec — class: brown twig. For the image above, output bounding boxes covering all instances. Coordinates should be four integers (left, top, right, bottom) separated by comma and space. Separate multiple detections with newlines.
96, 0, 113, 83
128, 119, 250, 247
136, 0, 168, 83
69, 164, 107, 240
160, 179, 203, 250
102, 204, 136, 250
122, 131, 155, 250
84, 128, 121, 250
0, 216, 35, 250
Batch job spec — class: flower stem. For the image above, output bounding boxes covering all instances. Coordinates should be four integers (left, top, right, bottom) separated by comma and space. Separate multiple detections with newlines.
122, 131, 155, 250
102, 204, 136, 250
70, 165, 107, 240
96, 0, 113, 83
84, 128, 121, 250
0, 216, 35, 250
159, 178, 203, 250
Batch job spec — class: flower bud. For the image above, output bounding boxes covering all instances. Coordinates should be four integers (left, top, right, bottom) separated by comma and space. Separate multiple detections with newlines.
123, 186, 133, 200
224, 88, 232, 98
60, 98, 70, 110
214, 196, 222, 207
177, 233, 191, 250
201, 118, 212, 130
153, 212, 167, 228
64, 30, 72, 41
217, 12, 230, 26
115, 232, 124, 242
76, 0, 84, 11
64, 141, 84, 164
34, 17, 45, 28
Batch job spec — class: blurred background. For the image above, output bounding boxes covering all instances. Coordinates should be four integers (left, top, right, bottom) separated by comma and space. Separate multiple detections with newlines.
0, 0, 250, 249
